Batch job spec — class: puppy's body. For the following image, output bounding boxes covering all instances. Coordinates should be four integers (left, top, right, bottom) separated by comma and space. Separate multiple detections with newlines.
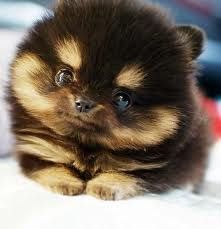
9, 0, 211, 200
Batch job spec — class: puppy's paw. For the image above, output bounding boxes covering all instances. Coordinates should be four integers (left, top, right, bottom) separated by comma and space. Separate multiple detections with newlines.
30, 166, 85, 196
44, 178, 85, 196
86, 173, 144, 200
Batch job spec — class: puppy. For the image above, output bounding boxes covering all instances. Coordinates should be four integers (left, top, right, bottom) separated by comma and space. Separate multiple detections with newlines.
9, 0, 211, 200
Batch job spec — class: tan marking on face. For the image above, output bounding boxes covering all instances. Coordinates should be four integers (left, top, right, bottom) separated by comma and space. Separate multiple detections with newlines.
86, 172, 145, 200
97, 107, 179, 149
11, 53, 54, 112
56, 38, 82, 69
116, 65, 145, 89
30, 165, 85, 196
17, 135, 75, 164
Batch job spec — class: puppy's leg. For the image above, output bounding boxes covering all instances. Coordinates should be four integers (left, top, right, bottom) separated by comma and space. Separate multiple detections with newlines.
86, 173, 145, 200
19, 154, 85, 196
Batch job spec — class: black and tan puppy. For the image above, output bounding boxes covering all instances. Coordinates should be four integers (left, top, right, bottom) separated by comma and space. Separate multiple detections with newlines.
9, 0, 211, 200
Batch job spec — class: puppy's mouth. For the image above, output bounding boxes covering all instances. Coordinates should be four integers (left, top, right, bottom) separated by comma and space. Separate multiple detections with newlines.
57, 109, 107, 133
69, 115, 105, 132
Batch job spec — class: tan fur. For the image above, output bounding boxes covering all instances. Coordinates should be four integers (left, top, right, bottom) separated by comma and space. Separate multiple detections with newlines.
11, 53, 54, 112
17, 135, 76, 164
97, 107, 180, 149
115, 64, 145, 89
37, 113, 75, 137
17, 135, 166, 175
86, 173, 145, 200
17, 135, 89, 172
56, 39, 82, 69
30, 165, 85, 195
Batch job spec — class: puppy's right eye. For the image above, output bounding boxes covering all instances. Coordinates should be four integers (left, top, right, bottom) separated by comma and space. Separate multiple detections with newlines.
55, 69, 75, 87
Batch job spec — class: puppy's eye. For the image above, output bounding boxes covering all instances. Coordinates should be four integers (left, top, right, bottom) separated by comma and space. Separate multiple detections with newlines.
55, 69, 75, 87
113, 91, 132, 111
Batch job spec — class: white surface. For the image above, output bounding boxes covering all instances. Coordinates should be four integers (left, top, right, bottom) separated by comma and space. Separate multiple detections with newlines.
0, 141, 221, 229
0, 30, 22, 156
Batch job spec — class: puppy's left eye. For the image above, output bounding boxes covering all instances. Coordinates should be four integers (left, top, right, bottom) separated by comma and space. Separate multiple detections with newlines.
113, 91, 132, 111
55, 69, 75, 87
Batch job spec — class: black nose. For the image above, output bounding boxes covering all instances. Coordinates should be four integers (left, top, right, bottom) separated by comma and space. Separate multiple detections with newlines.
75, 98, 95, 113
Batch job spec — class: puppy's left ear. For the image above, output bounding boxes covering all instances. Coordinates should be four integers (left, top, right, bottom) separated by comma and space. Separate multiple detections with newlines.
176, 25, 206, 60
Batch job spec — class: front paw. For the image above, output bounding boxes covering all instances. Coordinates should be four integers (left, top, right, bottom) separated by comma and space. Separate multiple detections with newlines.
30, 166, 85, 196
86, 173, 144, 200
44, 179, 85, 196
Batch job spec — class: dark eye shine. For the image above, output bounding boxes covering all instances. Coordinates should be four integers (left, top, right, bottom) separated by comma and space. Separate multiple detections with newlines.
113, 92, 132, 111
55, 69, 75, 87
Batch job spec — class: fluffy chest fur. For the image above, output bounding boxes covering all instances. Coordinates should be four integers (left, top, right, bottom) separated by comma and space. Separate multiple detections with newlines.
16, 127, 168, 179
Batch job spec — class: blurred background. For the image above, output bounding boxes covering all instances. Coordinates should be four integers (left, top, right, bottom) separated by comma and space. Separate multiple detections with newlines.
0, 0, 221, 138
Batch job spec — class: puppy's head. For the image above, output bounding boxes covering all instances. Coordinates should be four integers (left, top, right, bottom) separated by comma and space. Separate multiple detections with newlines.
11, 0, 205, 150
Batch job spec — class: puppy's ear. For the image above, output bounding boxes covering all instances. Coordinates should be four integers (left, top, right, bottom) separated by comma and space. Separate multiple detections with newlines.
176, 25, 205, 60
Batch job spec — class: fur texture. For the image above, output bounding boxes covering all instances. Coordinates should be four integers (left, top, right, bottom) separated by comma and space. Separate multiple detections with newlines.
8, 0, 211, 200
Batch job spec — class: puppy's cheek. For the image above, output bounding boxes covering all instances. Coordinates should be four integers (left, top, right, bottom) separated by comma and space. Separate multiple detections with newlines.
98, 104, 121, 128
11, 53, 75, 135
98, 107, 180, 149
41, 113, 74, 136
11, 52, 54, 113
33, 99, 75, 136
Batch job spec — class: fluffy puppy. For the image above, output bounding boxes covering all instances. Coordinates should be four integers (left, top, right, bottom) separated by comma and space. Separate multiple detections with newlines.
9, 0, 211, 200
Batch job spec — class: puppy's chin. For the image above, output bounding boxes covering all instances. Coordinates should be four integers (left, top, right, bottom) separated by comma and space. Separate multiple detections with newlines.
71, 118, 106, 133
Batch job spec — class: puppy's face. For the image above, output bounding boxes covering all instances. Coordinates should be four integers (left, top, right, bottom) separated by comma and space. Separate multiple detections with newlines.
11, 0, 204, 149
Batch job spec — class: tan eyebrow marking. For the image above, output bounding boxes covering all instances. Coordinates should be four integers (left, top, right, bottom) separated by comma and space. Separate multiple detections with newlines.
115, 64, 145, 89
56, 38, 82, 69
